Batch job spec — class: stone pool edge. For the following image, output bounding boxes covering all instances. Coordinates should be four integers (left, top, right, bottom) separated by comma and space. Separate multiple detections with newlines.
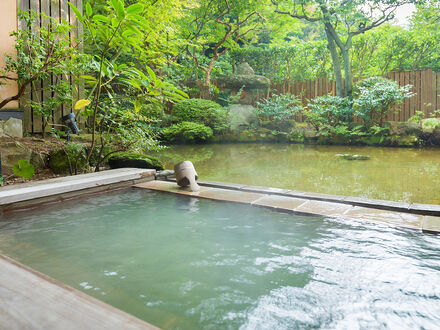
162, 178, 440, 217
136, 180, 440, 233
0, 168, 156, 213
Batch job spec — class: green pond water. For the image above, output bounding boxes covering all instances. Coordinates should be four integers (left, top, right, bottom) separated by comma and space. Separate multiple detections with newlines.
158, 144, 440, 204
0, 189, 439, 329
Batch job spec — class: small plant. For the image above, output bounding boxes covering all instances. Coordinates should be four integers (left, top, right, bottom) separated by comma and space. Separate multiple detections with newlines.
256, 94, 302, 122
163, 122, 213, 143
353, 77, 413, 127
12, 160, 35, 179
305, 95, 354, 130
408, 110, 425, 123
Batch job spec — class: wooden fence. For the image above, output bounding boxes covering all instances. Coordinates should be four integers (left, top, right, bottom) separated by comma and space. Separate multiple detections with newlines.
18, 0, 83, 134
271, 69, 440, 122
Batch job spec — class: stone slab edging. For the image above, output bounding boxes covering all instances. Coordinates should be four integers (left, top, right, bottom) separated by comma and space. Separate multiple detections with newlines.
162, 178, 440, 217
136, 180, 440, 233
0, 168, 155, 211
0, 254, 158, 330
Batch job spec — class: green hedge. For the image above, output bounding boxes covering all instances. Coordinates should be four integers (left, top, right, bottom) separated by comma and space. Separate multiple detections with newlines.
163, 121, 213, 143
172, 98, 228, 133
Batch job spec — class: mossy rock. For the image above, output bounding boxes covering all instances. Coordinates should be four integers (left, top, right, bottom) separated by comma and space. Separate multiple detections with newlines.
108, 152, 164, 170
337, 154, 370, 161
48, 144, 87, 174
356, 135, 388, 146
260, 120, 295, 133
394, 135, 419, 147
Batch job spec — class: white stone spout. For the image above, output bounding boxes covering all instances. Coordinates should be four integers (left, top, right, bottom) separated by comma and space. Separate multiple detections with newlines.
174, 161, 200, 192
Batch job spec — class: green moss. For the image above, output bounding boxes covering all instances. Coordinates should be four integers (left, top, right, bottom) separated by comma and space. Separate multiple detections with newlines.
395, 135, 419, 147
48, 143, 87, 174
108, 152, 164, 170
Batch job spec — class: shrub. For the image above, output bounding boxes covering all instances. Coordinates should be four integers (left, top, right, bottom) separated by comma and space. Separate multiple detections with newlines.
172, 98, 228, 133
48, 142, 87, 174
163, 122, 213, 143
353, 77, 413, 127
256, 94, 302, 122
305, 95, 354, 130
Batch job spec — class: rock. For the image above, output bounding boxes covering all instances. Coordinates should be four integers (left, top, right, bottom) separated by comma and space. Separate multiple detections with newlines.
236, 62, 255, 75
3, 118, 23, 138
384, 121, 399, 135
422, 118, 440, 134
156, 170, 175, 179
0, 121, 4, 137
337, 154, 370, 160
0, 142, 33, 175
260, 119, 295, 132
397, 121, 421, 135
217, 74, 271, 90
30, 151, 46, 170
395, 135, 419, 147
108, 152, 164, 171
228, 104, 258, 133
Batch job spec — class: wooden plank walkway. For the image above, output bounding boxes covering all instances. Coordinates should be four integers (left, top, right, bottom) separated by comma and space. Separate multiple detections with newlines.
0, 254, 157, 329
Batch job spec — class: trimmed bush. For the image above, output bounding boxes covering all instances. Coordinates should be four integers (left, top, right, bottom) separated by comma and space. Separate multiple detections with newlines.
353, 77, 413, 127
108, 152, 164, 170
172, 98, 228, 133
163, 121, 213, 143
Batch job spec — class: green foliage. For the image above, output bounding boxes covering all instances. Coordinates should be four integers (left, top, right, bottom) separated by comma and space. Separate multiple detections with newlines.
230, 43, 331, 82
353, 77, 413, 127
305, 95, 354, 130
163, 122, 213, 143
69, 0, 188, 171
48, 143, 87, 174
408, 110, 425, 123
256, 94, 302, 122
0, 10, 88, 128
0, 175, 3, 186
172, 98, 228, 133
12, 160, 35, 179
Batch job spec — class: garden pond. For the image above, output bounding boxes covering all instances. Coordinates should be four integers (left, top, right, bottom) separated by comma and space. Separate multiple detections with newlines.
0, 189, 439, 329
158, 143, 440, 204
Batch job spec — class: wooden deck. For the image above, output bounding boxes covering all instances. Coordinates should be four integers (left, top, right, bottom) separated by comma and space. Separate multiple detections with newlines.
0, 254, 158, 329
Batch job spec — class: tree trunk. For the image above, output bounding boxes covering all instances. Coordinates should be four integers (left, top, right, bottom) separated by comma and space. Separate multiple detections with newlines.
341, 43, 353, 99
325, 26, 344, 97
200, 70, 211, 99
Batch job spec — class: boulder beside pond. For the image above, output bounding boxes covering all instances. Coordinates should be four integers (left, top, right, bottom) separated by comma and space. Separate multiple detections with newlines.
108, 152, 164, 171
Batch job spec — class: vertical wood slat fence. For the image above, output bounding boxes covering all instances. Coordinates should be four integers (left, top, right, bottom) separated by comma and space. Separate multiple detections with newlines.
270, 69, 440, 123
17, 0, 83, 134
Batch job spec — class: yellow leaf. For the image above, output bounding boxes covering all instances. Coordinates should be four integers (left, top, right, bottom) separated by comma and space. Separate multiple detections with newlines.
74, 99, 91, 110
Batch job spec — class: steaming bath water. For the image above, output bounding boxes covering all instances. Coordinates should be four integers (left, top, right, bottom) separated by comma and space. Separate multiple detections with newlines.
0, 189, 439, 329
